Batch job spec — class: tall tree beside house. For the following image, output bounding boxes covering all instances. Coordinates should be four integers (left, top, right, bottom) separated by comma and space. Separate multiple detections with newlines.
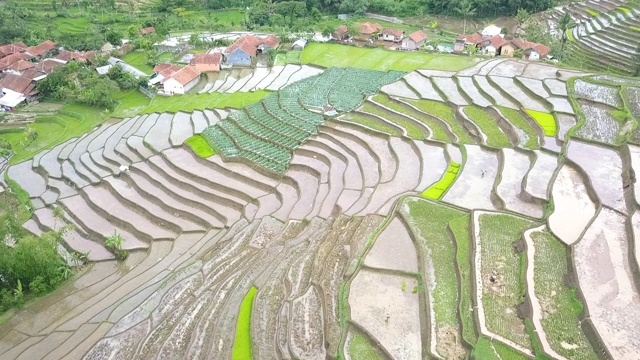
515, 8, 529, 36
455, 0, 476, 35
558, 12, 576, 54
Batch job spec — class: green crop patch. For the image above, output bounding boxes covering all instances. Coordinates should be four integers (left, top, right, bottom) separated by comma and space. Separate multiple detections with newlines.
525, 110, 556, 136
462, 106, 511, 148
185, 134, 216, 158
233, 286, 258, 360
361, 102, 426, 139
421, 162, 461, 200
498, 107, 540, 149
472, 337, 530, 360
347, 331, 383, 360
449, 215, 477, 345
341, 112, 400, 136
585, 9, 599, 16
631, 26, 640, 32
404, 99, 474, 143
618, 6, 632, 13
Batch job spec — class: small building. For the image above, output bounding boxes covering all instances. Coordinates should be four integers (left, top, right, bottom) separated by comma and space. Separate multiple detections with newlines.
481, 25, 502, 38
332, 25, 349, 41
0, 88, 26, 109
0, 42, 27, 58
190, 52, 222, 72
0, 53, 33, 71
291, 38, 307, 50
500, 42, 517, 57
358, 22, 383, 40
511, 38, 551, 60
381, 28, 404, 42
401, 30, 428, 50
8, 60, 35, 74
25, 40, 57, 58
139, 27, 156, 36
56, 50, 95, 63
480, 34, 508, 56
101, 42, 115, 53
0, 73, 38, 103
162, 65, 200, 95
224, 35, 280, 67
34, 58, 66, 74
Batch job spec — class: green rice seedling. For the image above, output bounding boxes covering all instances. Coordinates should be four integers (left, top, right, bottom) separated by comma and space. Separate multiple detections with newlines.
348, 331, 383, 360
631, 26, 640, 32
618, 6, 632, 13
185, 135, 216, 158
585, 9, 599, 17
449, 215, 477, 345
472, 337, 530, 360
421, 162, 461, 200
404, 99, 474, 143
232, 286, 258, 360
497, 106, 540, 149
340, 113, 401, 136
525, 110, 557, 136
361, 102, 426, 139
462, 106, 511, 148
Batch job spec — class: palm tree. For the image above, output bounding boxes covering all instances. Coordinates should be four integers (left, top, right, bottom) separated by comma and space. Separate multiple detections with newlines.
456, 1, 476, 34
558, 12, 576, 54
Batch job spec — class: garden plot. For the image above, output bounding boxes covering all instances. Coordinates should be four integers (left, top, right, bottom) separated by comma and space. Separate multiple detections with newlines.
286, 65, 324, 84
473, 75, 518, 108
431, 77, 469, 106
380, 80, 419, 99
443, 145, 499, 211
548, 164, 597, 245
253, 65, 284, 90
401, 198, 467, 360
574, 208, 640, 359
490, 76, 548, 112
364, 217, 417, 273
525, 150, 557, 200
456, 76, 492, 107
567, 140, 626, 213
497, 149, 544, 218
472, 211, 535, 356
413, 141, 447, 192
575, 102, 625, 144
526, 227, 598, 360
574, 79, 623, 108
348, 269, 422, 360
403, 72, 444, 101
488, 60, 527, 77
521, 62, 567, 80
544, 79, 568, 96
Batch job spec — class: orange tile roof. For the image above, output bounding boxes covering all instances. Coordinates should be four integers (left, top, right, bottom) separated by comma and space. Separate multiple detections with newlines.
0, 42, 27, 57
26, 40, 57, 57
9, 60, 35, 71
153, 63, 174, 73
139, 27, 155, 35
511, 38, 551, 56
0, 73, 36, 95
0, 53, 33, 70
261, 35, 280, 48
168, 65, 200, 86
459, 33, 483, 44
158, 64, 183, 78
408, 30, 427, 43
359, 22, 383, 35
335, 25, 348, 36
190, 52, 222, 65
21, 68, 46, 80
34, 59, 64, 74
224, 35, 260, 56
484, 34, 508, 48
382, 28, 404, 38
56, 50, 95, 62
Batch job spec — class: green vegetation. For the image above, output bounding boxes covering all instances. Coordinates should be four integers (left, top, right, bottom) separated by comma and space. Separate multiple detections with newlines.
531, 230, 597, 359
585, 9, 599, 17
462, 106, 511, 148
348, 331, 383, 360
340, 112, 400, 136
618, 6, 632, 13
472, 336, 530, 360
233, 286, 258, 360
361, 102, 426, 139
105, 230, 128, 260
402, 198, 467, 357
274, 51, 301, 65
421, 162, 461, 200
404, 99, 474, 143
449, 215, 477, 345
185, 134, 216, 158
301, 43, 478, 72
498, 106, 540, 149
121, 52, 154, 75
525, 110, 557, 136
372, 94, 450, 142
631, 26, 640, 32
477, 213, 536, 349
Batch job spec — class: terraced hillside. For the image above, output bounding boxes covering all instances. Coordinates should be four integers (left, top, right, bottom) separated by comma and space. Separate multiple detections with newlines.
1, 58, 640, 360
542, 0, 640, 74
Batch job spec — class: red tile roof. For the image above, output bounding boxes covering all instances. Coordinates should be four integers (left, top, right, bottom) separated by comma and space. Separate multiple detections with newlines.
382, 28, 404, 38
168, 65, 200, 86
532, 43, 551, 56
511, 38, 551, 56
9, 60, 35, 72
190, 52, 222, 65
26, 40, 57, 57
224, 35, 280, 57
0, 53, 33, 70
157, 64, 182, 78
359, 22, 383, 35
34, 59, 65, 74
335, 25, 348, 36
408, 30, 427, 43
484, 34, 508, 49
56, 50, 95, 62
0, 73, 36, 95
0, 42, 27, 57
21, 68, 46, 80
139, 27, 155, 35
153, 63, 174, 73
261, 35, 280, 48
459, 33, 484, 45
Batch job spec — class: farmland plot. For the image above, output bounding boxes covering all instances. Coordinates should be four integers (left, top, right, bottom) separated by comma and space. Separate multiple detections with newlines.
574, 79, 623, 108
575, 101, 625, 144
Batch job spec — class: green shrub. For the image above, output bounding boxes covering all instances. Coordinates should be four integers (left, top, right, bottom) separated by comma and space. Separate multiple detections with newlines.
185, 134, 216, 158
233, 286, 258, 359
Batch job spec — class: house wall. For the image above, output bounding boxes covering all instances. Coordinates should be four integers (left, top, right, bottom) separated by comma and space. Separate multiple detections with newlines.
501, 44, 515, 57
192, 63, 220, 72
401, 38, 417, 50
382, 34, 396, 41
163, 78, 184, 95
529, 51, 540, 60
183, 76, 200, 93
226, 49, 252, 66
484, 45, 497, 56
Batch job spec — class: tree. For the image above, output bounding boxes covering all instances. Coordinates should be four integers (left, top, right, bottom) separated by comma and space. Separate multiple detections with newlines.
339, 0, 369, 17
558, 12, 576, 54
515, 8, 529, 36
274, 1, 307, 25
455, 0, 476, 34
248, 2, 270, 26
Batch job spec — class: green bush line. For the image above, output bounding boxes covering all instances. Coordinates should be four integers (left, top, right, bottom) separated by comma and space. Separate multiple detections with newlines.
497, 106, 540, 149
403, 99, 474, 143
372, 94, 450, 142
185, 134, 215, 158
340, 112, 400, 136
232, 286, 258, 360
421, 161, 461, 200
462, 106, 511, 148
524, 110, 557, 137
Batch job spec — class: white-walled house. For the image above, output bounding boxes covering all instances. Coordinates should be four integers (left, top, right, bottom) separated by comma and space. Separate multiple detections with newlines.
161, 65, 200, 95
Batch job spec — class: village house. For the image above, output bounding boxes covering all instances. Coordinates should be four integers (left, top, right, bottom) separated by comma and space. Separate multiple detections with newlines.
0, 73, 38, 103
56, 50, 96, 63
480, 34, 509, 56
381, 28, 404, 43
455, 25, 551, 60
7, 60, 34, 74
0, 42, 27, 58
332, 25, 349, 41
511, 38, 551, 60
224, 35, 280, 67
190, 53, 222, 72
292, 38, 307, 50
0, 88, 26, 110
0, 53, 33, 71
25, 40, 58, 59
401, 30, 428, 50
357, 22, 383, 41
139, 27, 156, 36
162, 65, 201, 95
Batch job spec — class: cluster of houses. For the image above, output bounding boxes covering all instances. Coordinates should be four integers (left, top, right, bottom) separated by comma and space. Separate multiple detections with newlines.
147, 34, 280, 95
331, 22, 428, 51
455, 25, 551, 60
0, 40, 97, 110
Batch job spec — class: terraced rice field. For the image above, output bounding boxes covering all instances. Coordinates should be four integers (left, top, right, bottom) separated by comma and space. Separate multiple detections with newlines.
1, 55, 640, 360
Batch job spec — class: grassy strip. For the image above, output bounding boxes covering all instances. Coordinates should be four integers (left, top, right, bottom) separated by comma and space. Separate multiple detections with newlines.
232, 286, 258, 360
274, 51, 301, 65
372, 94, 450, 142
477, 213, 537, 350
401, 198, 466, 356
585, 9, 599, 16
421, 161, 461, 200
340, 112, 401, 136
404, 99, 474, 143
566, 28, 575, 42
497, 106, 540, 149
301, 43, 478, 72
525, 110, 556, 136
121, 52, 153, 75
531, 230, 598, 359
185, 134, 215, 158
449, 215, 477, 346
631, 26, 640, 32
618, 6, 632, 13
361, 102, 426, 139
347, 331, 383, 360
462, 106, 511, 148
472, 337, 530, 359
